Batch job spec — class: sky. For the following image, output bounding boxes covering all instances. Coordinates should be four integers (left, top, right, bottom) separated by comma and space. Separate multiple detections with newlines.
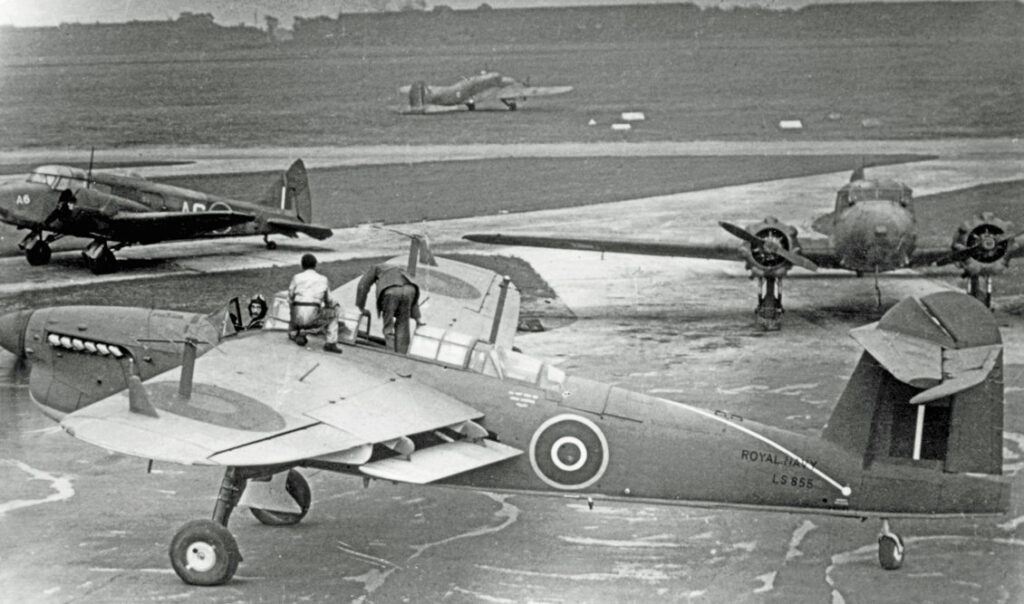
0, 0, 1004, 28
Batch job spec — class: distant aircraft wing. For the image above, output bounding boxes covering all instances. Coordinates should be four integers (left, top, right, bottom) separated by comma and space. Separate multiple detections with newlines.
465, 232, 843, 270
464, 232, 741, 261
478, 85, 574, 101
105, 210, 255, 242
394, 104, 464, 115
60, 332, 521, 483
266, 217, 333, 240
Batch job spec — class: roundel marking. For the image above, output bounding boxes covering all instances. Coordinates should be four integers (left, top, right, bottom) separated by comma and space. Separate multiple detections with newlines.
529, 414, 609, 490
207, 201, 234, 234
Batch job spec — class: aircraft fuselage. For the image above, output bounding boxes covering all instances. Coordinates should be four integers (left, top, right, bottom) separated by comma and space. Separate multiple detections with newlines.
1, 304, 1008, 520
830, 199, 917, 272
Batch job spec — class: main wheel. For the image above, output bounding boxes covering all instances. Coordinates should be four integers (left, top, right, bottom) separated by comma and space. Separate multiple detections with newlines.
88, 249, 117, 275
169, 519, 241, 585
25, 241, 51, 266
250, 469, 311, 526
265, 240, 277, 250
878, 533, 905, 570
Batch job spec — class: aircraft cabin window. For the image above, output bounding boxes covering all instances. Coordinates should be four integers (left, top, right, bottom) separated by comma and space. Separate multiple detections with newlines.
27, 173, 47, 185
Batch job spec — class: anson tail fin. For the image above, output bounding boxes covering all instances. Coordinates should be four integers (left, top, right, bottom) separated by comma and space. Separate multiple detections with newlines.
263, 159, 313, 223
823, 291, 1003, 475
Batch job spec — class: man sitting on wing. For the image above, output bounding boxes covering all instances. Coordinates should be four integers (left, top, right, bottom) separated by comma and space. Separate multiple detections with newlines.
288, 253, 343, 353
355, 262, 424, 354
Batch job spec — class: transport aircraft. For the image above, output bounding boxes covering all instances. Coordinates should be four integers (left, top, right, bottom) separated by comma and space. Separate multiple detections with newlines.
397, 70, 573, 113
0, 242, 1009, 585
0, 159, 332, 273
465, 169, 1024, 329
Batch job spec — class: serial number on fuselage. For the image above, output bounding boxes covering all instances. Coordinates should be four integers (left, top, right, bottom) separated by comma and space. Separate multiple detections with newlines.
740, 449, 817, 489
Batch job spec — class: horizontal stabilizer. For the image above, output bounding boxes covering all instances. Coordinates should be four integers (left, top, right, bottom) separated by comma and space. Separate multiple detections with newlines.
909, 345, 1001, 405
360, 439, 521, 484
266, 218, 333, 240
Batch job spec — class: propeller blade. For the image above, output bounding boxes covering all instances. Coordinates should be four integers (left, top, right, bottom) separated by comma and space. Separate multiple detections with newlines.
775, 247, 819, 272
718, 221, 817, 271
719, 221, 764, 246
940, 230, 1024, 266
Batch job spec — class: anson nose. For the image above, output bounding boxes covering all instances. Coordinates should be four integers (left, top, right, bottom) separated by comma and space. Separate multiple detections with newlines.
0, 309, 34, 358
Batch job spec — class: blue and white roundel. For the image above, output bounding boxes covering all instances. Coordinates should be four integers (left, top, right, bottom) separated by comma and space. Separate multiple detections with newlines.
529, 414, 609, 490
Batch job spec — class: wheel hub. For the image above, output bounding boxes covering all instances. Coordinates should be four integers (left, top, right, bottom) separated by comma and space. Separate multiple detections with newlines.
185, 541, 218, 573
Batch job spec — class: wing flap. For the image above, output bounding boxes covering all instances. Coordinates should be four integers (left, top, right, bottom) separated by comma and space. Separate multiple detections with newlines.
360, 439, 521, 484
305, 377, 483, 444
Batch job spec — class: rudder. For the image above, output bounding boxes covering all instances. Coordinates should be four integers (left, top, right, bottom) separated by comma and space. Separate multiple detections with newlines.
263, 159, 313, 222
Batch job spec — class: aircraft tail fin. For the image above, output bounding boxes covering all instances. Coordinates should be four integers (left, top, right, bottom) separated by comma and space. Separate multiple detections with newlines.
408, 81, 428, 111
823, 292, 1003, 475
264, 159, 313, 223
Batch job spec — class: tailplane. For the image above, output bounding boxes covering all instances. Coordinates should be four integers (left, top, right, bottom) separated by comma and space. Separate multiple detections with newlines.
823, 292, 1003, 475
263, 159, 313, 223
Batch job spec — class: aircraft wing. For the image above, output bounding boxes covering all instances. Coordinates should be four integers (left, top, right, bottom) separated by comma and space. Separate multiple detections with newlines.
478, 85, 574, 101
266, 217, 333, 240
465, 232, 843, 270
59, 332, 521, 482
464, 232, 741, 261
106, 210, 255, 242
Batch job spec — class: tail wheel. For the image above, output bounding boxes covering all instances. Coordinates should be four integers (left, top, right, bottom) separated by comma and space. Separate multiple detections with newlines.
169, 519, 241, 585
878, 533, 905, 570
25, 241, 52, 266
250, 469, 312, 526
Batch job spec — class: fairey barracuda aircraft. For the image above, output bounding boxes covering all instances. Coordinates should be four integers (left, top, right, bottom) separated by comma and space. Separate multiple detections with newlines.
0, 159, 332, 273
465, 168, 1024, 329
397, 71, 573, 114
0, 243, 1009, 585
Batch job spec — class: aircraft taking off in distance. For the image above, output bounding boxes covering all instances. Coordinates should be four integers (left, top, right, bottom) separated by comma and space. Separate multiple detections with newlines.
466, 168, 1024, 329
398, 71, 573, 114
0, 241, 1010, 585
0, 159, 333, 274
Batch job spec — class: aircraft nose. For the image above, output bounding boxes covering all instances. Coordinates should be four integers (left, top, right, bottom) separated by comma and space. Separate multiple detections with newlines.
0, 309, 33, 358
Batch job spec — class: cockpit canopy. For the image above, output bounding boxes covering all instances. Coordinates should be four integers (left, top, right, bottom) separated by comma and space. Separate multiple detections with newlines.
836, 179, 913, 209
26, 165, 90, 192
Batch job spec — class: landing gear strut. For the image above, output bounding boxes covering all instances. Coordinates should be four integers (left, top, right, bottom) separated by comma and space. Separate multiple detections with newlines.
168, 467, 312, 585
263, 234, 277, 250
502, 99, 518, 111
756, 276, 783, 331
877, 518, 905, 570
965, 274, 993, 308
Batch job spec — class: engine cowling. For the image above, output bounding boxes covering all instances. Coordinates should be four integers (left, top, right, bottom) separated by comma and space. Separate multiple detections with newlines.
739, 216, 802, 278
952, 212, 1018, 277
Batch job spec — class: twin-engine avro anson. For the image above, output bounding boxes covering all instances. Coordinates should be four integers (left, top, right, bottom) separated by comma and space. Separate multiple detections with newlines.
0, 254, 1009, 585
465, 168, 1024, 329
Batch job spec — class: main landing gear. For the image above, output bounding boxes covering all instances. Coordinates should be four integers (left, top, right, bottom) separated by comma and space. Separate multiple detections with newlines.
877, 518, 905, 570
501, 99, 518, 111
263, 234, 277, 250
465, 99, 476, 111
19, 231, 62, 266
965, 273, 993, 308
82, 239, 118, 274
168, 467, 311, 585
756, 275, 783, 331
